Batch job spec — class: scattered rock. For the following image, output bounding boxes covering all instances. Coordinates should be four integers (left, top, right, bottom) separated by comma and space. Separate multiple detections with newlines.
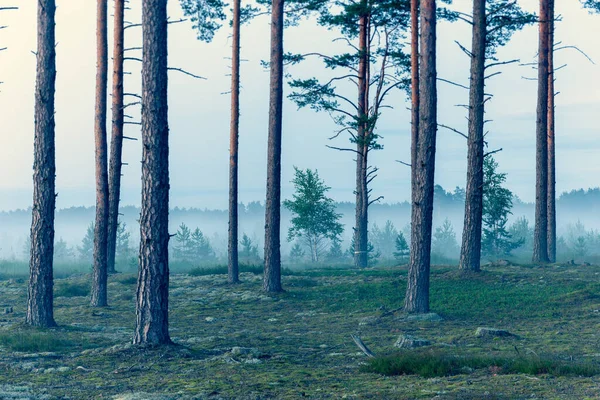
475, 327, 513, 338
204, 317, 215, 323
493, 259, 510, 267
405, 313, 443, 322
394, 334, 431, 349
113, 393, 177, 400
230, 347, 261, 358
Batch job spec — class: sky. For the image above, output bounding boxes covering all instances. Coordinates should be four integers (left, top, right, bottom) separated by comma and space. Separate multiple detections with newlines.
0, 0, 599, 211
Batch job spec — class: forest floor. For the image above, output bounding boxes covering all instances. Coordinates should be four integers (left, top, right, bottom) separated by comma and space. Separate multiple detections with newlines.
1, 261, 600, 399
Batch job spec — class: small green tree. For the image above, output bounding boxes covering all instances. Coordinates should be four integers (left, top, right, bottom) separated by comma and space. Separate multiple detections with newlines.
289, 242, 306, 262
284, 167, 344, 263
393, 232, 409, 261
481, 157, 522, 259
54, 238, 74, 263
174, 223, 193, 261
509, 217, 534, 252
326, 237, 346, 262
78, 222, 95, 263
190, 228, 215, 261
115, 221, 135, 269
371, 220, 399, 259
240, 233, 260, 262
432, 218, 459, 259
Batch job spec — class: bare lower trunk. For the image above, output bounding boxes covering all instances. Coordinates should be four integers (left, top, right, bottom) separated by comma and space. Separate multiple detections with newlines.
354, 8, 369, 269
546, 0, 556, 263
107, 0, 125, 275
228, 0, 241, 284
263, 0, 284, 293
533, 0, 549, 263
27, 0, 57, 328
405, 0, 437, 314
459, 0, 486, 272
91, 0, 109, 307
133, 0, 171, 345
410, 0, 419, 188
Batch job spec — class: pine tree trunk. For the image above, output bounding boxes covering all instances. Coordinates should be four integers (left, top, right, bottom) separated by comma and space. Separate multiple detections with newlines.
533, 0, 550, 263
91, 0, 109, 307
228, 0, 241, 284
133, 0, 171, 345
27, 0, 57, 328
354, 8, 369, 269
410, 0, 419, 188
459, 0, 486, 272
405, 0, 437, 314
107, 0, 125, 275
263, 0, 284, 293
546, 0, 556, 263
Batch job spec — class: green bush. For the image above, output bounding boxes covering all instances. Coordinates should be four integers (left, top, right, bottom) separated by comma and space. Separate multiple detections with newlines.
362, 350, 600, 378
0, 331, 74, 352
54, 282, 90, 298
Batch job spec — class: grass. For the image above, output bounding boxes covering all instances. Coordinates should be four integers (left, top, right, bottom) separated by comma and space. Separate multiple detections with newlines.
2, 262, 600, 398
54, 282, 90, 298
0, 331, 74, 353
363, 350, 600, 378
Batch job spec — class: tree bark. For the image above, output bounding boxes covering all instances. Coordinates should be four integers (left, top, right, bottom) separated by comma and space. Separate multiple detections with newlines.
27, 0, 57, 328
546, 0, 556, 263
228, 0, 241, 284
533, 0, 550, 263
459, 0, 486, 272
263, 0, 284, 293
107, 0, 125, 275
354, 7, 369, 269
405, 0, 437, 314
91, 0, 109, 307
410, 0, 419, 190
133, 0, 171, 345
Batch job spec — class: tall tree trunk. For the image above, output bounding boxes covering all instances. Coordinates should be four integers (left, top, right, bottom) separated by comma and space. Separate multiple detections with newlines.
133, 0, 171, 345
354, 8, 369, 269
405, 0, 437, 314
546, 0, 556, 263
228, 0, 241, 284
459, 0, 486, 272
91, 0, 109, 307
27, 0, 57, 328
107, 0, 125, 275
263, 0, 284, 293
533, 0, 550, 263
410, 0, 419, 190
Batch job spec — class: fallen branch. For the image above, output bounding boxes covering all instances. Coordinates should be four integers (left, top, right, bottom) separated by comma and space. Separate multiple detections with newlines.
351, 335, 375, 358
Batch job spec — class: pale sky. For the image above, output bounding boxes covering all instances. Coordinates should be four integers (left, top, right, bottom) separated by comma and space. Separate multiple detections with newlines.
0, 0, 599, 211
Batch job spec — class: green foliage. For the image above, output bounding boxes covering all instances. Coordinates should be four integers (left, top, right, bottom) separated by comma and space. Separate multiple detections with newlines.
371, 220, 399, 259
509, 217, 534, 252
289, 242, 306, 262
77, 222, 94, 264
485, 0, 536, 60
582, 0, 600, 13
116, 221, 136, 269
363, 350, 600, 378
54, 237, 74, 263
284, 168, 344, 263
326, 237, 347, 262
173, 223, 216, 263
240, 233, 260, 262
286, 0, 412, 156
393, 232, 409, 261
180, 0, 227, 42
189, 263, 264, 276
0, 331, 74, 353
432, 218, 459, 259
481, 157, 522, 259
54, 282, 90, 298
